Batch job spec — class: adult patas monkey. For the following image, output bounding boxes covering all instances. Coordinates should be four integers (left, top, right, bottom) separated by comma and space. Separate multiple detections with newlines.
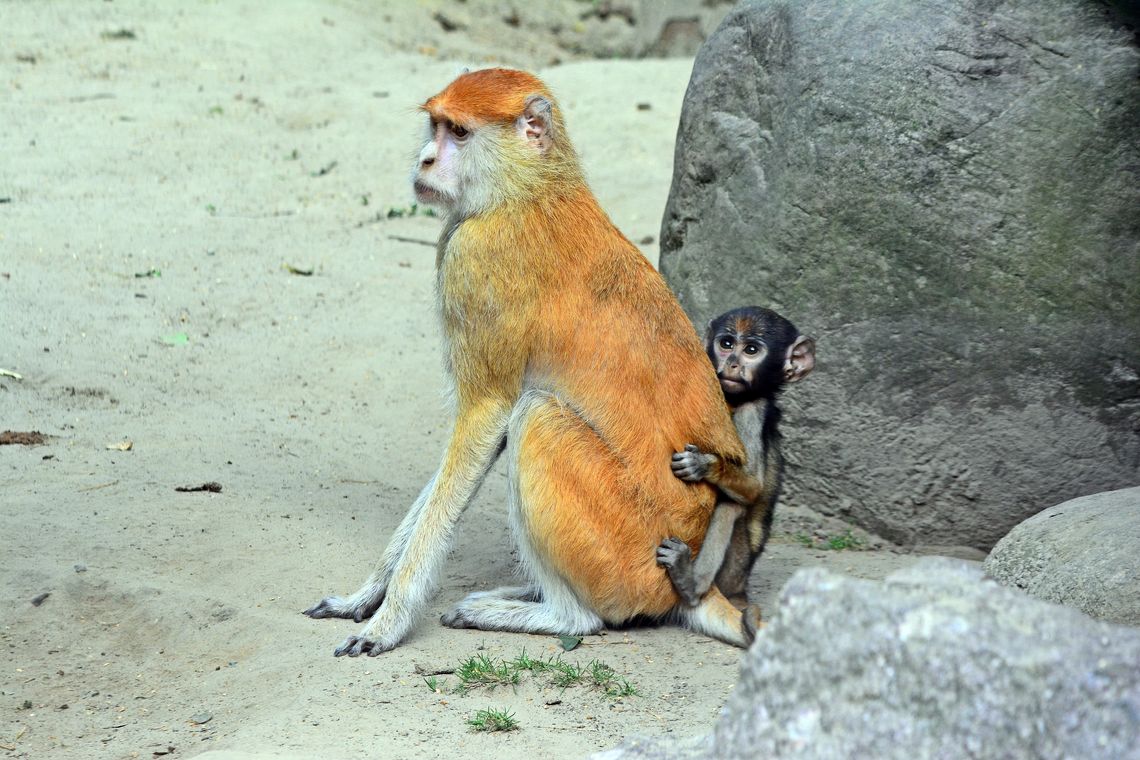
305, 68, 751, 655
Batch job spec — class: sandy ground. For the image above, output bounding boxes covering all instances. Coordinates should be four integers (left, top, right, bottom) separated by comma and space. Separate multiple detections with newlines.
1, 3, 954, 758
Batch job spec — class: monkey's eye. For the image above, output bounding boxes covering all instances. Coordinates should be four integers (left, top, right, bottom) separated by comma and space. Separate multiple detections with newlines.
718, 337, 734, 350
449, 122, 470, 139
743, 344, 761, 355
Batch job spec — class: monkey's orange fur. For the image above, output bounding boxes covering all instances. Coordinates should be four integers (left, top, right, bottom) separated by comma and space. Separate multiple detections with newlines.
428, 70, 745, 622
305, 68, 751, 654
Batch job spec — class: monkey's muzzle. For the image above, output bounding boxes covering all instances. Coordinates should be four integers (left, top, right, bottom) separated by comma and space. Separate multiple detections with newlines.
414, 181, 443, 205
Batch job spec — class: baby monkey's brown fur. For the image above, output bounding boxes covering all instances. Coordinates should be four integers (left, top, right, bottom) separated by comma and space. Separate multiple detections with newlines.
657, 307, 815, 639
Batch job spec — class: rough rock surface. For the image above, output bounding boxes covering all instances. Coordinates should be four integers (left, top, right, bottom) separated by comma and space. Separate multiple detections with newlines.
659, 0, 1140, 548
596, 559, 1140, 760
985, 486, 1140, 626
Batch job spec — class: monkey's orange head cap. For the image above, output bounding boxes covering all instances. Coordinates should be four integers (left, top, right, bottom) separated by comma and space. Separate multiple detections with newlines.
423, 68, 553, 126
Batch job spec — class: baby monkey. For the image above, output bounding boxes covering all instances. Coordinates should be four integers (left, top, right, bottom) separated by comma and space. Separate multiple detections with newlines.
658, 306, 815, 633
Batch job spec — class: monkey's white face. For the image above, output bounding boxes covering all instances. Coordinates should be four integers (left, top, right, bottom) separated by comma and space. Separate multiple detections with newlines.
413, 119, 467, 209
412, 98, 555, 220
412, 117, 507, 219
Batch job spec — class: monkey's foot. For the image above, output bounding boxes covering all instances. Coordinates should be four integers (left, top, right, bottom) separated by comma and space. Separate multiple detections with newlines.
656, 536, 694, 574
303, 594, 382, 623
742, 603, 763, 644
441, 589, 603, 636
333, 634, 395, 658
440, 606, 478, 629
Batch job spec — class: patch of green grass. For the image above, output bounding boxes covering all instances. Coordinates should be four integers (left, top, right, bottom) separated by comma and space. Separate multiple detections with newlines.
793, 529, 865, 551
549, 659, 585, 688
448, 649, 637, 699
827, 530, 864, 551
467, 707, 519, 733
588, 661, 639, 697
455, 653, 521, 691
423, 675, 447, 693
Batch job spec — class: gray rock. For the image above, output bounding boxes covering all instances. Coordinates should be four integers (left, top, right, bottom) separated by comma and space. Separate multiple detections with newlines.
597, 558, 1140, 760
985, 486, 1140, 626
659, 0, 1140, 549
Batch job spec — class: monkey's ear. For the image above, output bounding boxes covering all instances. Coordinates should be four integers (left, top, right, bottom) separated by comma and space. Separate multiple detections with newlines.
784, 335, 816, 383
518, 95, 554, 154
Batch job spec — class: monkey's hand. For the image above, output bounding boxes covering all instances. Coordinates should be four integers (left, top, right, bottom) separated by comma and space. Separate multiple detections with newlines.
656, 537, 702, 607
671, 444, 716, 483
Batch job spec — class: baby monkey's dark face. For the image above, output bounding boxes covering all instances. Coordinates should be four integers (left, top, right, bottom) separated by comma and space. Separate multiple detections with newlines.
704, 307, 813, 404
710, 324, 769, 396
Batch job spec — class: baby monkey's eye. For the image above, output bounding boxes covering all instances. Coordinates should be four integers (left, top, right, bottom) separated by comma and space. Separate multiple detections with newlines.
449, 122, 469, 139
719, 337, 734, 350
744, 344, 760, 355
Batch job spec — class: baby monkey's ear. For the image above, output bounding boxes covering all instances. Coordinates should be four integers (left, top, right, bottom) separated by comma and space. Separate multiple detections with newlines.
784, 335, 816, 383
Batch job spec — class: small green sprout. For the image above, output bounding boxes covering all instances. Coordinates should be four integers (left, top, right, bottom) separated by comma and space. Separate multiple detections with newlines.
467, 707, 519, 732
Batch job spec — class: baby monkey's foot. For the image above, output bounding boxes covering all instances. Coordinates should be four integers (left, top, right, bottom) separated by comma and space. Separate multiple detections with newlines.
656, 537, 701, 607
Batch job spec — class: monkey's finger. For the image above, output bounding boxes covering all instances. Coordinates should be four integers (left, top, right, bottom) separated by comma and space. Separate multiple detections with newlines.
684, 444, 701, 453
366, 643, 388, 657
670, 458, 697, 476
303, 596, 350, 619
661, 536, 689, 553
334, 636, 368, 657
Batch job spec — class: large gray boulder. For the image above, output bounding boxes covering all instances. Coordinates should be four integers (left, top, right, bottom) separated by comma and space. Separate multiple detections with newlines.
985, 486, 1140, 626
596, 559, 1140, 760
659, 0, 1140, 549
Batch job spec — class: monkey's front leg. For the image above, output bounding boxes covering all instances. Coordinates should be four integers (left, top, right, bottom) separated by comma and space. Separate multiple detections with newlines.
673, 443, 764, 507
303, 495, 431, 622
309, 401, 509, 656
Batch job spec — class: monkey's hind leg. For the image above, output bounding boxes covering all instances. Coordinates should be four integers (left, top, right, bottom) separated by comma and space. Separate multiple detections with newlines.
674, 588, 757, 648
441, 585, 601, 634
441, 392, 607, 636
